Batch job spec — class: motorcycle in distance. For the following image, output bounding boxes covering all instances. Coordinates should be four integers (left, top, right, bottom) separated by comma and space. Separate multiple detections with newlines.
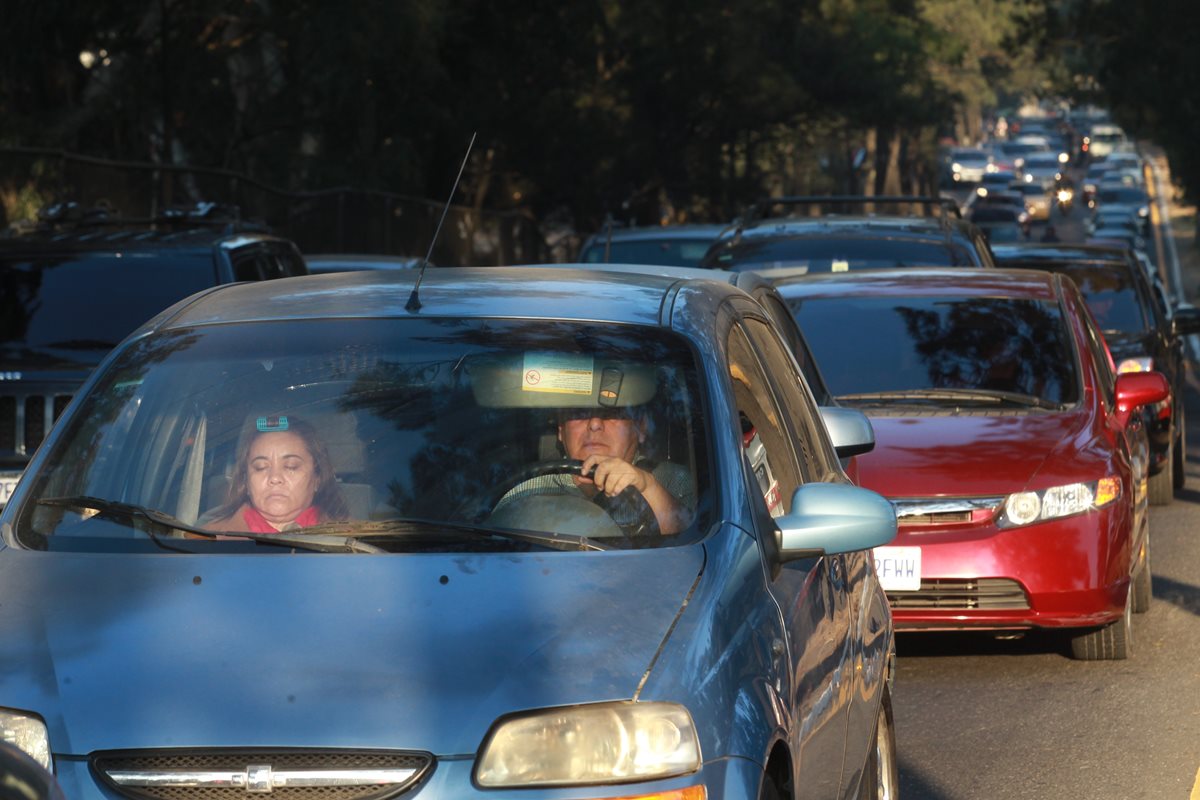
1055, 177, 1075, 216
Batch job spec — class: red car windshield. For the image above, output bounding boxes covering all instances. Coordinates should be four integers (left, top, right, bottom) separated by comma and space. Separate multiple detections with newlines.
788, 295, 1080, 406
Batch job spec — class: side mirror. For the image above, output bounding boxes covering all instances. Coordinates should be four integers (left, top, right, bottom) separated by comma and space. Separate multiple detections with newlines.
1114, 371, 1169, 429
819, 406, 875, 459
1170, 305, 1200, 337
775, 483, 896, 562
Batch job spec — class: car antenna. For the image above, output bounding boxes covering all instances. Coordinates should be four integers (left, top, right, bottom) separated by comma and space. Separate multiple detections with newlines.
406, 131, 477, 312
602, 213, 615, 263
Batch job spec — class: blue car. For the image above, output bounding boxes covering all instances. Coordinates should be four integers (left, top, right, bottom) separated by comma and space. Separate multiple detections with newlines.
0, 267, 897, 800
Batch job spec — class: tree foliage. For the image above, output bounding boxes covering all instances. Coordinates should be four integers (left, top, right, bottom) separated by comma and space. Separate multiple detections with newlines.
0, 0, 1061, 231
1075, 1, 1200, 204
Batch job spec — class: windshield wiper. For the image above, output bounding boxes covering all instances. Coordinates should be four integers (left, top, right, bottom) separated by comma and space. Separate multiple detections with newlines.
36, 496, 382, 553
300, 517, 612, 552
839, 388, 1062, 409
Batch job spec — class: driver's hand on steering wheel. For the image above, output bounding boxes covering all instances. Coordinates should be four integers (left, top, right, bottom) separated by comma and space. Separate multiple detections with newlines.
577, 455, 654, 498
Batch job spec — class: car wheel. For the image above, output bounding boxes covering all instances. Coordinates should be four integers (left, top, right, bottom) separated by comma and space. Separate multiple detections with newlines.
1132, 537, 1152, 614
1069, 592, 1132, 660
857, 687, 899, 800
758, 773, 785, 800
1173, 411, 1186, 491
1148, 448, 1173, 506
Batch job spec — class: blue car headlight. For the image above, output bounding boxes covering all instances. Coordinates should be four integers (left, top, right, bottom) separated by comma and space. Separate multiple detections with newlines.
997, 479, 1121, 528
475, 701, 701, 788
0, 710, 52, 771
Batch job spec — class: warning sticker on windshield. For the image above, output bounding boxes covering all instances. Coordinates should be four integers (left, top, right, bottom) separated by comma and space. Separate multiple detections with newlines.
521, 353, 595, 395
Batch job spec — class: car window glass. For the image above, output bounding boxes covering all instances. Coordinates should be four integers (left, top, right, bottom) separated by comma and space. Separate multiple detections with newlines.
232, 255, 263, 281
1076, 290, 1117, 409
256, 253, 287, 280
277, 248, 308, 277
740, 317, 823, 478
726, 325, 802, 518
708, 237, 962, 271
17, 319, 712, 552
1049, 262, 1149, 334
0, 255, 212, 351
759, 293, 832, 406
580, 239, 715, 267
788, 294, 1081, 406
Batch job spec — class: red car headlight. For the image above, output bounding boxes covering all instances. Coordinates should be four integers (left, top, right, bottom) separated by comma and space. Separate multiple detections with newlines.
1116, 356, 1153, 374
997, 478, 1121, 528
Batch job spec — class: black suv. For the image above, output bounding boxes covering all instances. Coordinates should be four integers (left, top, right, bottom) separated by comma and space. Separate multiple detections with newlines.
0, 202, 307, 506
700, 195, 996, 272
992, 242, 1200, 504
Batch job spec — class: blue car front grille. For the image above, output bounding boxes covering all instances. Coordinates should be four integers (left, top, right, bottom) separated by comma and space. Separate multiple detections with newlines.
91, 750, 435, 800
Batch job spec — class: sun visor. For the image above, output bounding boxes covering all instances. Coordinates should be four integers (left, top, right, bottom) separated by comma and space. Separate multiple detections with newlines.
469, 353, 657, 408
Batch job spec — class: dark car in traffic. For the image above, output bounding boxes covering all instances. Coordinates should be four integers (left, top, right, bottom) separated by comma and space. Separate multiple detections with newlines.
700, 195, 996, 272
992, 243, 1200, 504
577, 223, 727, 267
0, 202, 307, 508
0, 266, 899, 799
771, 267, 1168, 659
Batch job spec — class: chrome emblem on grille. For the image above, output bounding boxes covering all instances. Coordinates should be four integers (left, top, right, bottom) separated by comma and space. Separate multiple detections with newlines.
246, 765, 273, 793
107, 763, 422, 793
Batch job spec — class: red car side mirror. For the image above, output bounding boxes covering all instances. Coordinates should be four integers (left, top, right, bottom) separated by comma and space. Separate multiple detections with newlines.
1114, 371, 1170, 429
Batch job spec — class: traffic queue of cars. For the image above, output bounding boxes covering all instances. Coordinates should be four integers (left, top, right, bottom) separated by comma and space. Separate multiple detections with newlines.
0, 125, 1186, 799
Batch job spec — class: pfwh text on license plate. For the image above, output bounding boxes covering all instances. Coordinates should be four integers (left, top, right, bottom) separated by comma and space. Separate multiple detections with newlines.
0, 474, 21, 506
873, 546, 921, 592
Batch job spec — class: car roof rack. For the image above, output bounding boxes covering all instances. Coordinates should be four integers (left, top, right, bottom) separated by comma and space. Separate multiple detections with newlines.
26, 201, 266, 236
725, 194, 963, 250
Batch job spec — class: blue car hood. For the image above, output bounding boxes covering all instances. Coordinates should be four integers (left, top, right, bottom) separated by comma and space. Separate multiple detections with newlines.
0, 546, 703, 757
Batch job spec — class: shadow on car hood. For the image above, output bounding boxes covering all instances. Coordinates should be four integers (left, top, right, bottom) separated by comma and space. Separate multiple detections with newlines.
0, 546, 703, 756
857, 412, 1090, 496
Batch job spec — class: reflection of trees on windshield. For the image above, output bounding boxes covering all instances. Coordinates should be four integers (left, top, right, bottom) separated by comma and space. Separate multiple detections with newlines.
330, 322, 686, 521
23, 330, 203, 547
898, 299, 1076, 403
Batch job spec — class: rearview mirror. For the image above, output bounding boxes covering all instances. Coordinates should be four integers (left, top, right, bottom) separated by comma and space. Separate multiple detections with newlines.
819, 406, 875, 459
1171, 305, 1200, 337
1114, 371, 1169, 429
775, 483, 896, 562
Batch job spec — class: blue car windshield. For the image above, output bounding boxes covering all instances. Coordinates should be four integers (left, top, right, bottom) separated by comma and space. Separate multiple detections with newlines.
787, 295, 1080, 406
17, 319, 712, 552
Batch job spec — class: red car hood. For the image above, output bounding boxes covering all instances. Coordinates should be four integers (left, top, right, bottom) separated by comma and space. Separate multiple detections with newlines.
856, 411, 1089, 498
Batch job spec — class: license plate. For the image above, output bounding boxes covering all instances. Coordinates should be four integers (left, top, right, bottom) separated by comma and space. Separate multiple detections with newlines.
873, 546, 921, 591
0, 473, 22, 507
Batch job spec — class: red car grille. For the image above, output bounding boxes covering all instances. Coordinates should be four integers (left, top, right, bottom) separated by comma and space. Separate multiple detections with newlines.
888, 578, 1029, 610
891, 497, 1003, 528
897, 510, 973, 525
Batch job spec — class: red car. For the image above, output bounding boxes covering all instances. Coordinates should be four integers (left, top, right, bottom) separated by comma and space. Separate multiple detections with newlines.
771, 268, 1168, 659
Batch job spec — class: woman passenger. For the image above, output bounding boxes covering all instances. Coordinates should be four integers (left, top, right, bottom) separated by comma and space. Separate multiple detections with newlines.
205, 416, 349, 532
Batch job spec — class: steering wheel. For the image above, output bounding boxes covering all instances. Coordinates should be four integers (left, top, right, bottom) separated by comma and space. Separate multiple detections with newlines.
477, 458, 661, 539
